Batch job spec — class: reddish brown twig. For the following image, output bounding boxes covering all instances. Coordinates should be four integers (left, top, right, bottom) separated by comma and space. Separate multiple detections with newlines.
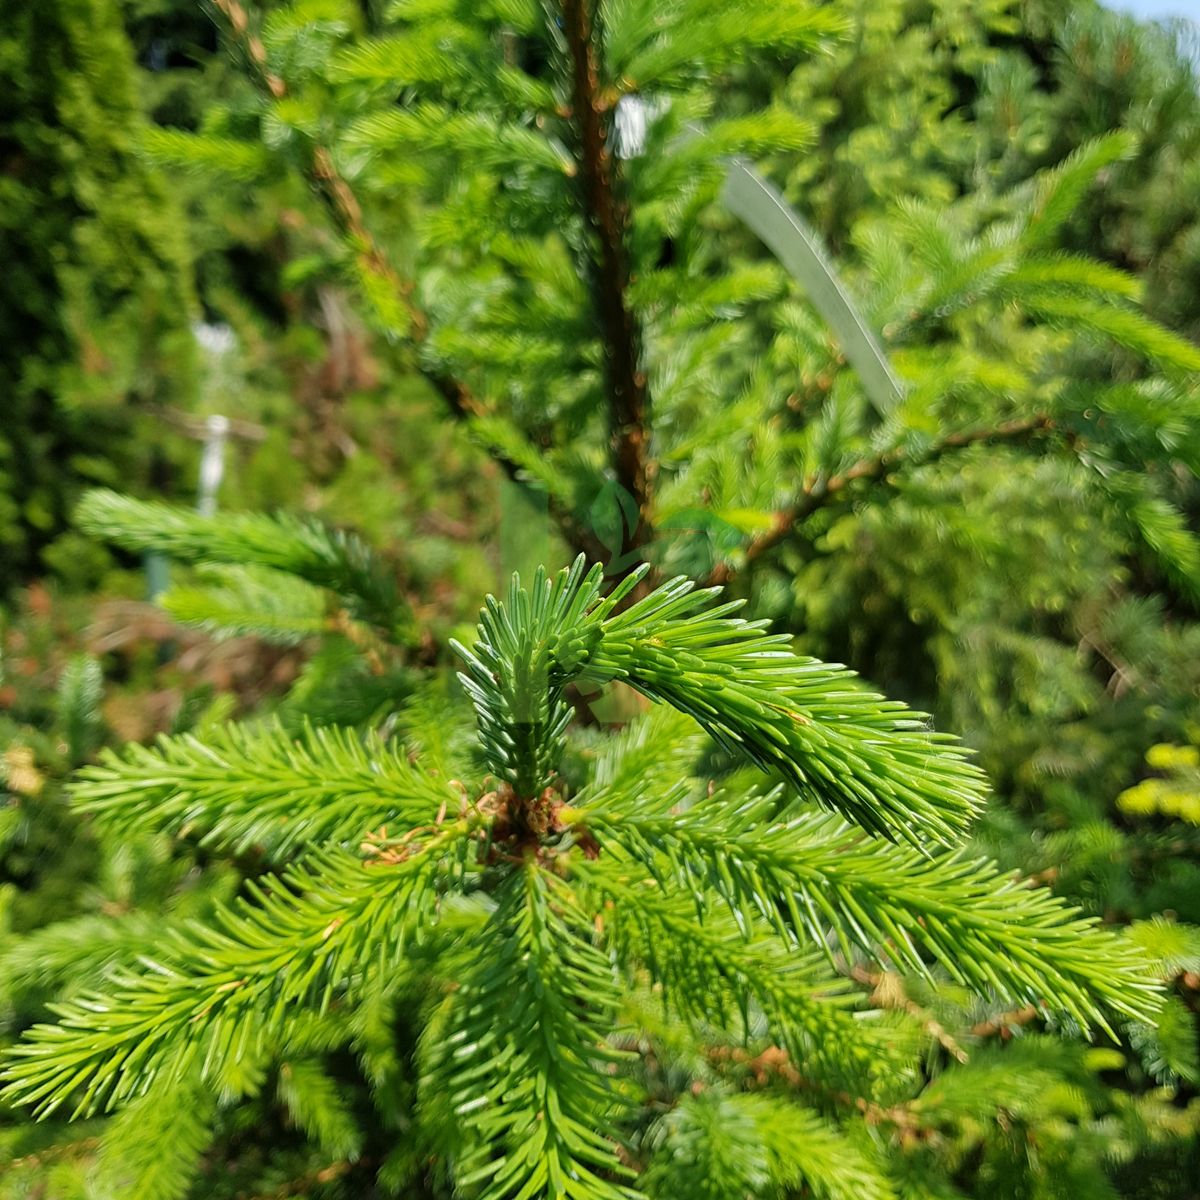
560, 0, 652, 561
970, 1005, 1040, 1039
705, 414, 1053, 586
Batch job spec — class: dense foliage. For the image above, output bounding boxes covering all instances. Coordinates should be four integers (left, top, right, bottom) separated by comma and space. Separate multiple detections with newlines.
2, 0, 1199, 1196
0, 0, 199, 590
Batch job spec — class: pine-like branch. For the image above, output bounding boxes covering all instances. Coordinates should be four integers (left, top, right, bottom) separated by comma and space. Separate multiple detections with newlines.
276, 1057, 362, 1160
645, 1089, 895, 1200
585, 574, 987, 844
608, 0, 843, 86
95, 1075, 216, 1200
71, 720, 458, 862
704, 415, 1055, 586
56, 653, 104, 767
2, 832, 474, 1116
1020, 132, 1137, 251
1, 912, 169, 1008
451, 559, 623, 799
160, 564, 330, 646
581, 864, 879, 1086
207, 0, 605, 564
428, 864, 632, 1199
77, 490, 401, 634
455, 560, 986, 841
576, 800, 1160, 1033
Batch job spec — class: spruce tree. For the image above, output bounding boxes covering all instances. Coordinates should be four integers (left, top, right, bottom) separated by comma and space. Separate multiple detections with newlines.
136, 0, 1200, 590
0, 500, 1165, 1198
4, 0, 1200, 1195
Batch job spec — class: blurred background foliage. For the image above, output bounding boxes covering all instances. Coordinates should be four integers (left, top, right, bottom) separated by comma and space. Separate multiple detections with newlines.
1, 0, 1199, 1196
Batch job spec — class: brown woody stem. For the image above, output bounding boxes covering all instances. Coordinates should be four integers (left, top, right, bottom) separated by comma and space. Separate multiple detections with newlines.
704, 414, 1053, 586
560, 0, 652, 561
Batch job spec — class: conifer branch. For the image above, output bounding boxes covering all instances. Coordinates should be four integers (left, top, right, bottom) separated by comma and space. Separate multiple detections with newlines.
453, 561, 988, 844
428, 865, 632, 1199
576, 802, 1160, 1033
0, 913, 171, 1007
704, 414, 1054, 585
95, 1075, 216, 1200
582, 866, 877, 1082
559, 0, 652, 558
645, 1089, 896, 1200
1, 832, 475, 1117
455, 560, 986, 841
209, 0, 423, 347
452, 559, 613, 800
70, 720, 458, 862
585, 575, 988, 844
208, 0, 603, 562
276, 1057, 362, 1160
0, 549, 1172, 1186
77, 490, 402, 634
161, 564, 331, 646
210, 0, 285, 98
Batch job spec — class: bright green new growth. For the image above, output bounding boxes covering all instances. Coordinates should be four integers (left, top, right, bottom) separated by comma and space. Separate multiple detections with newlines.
76, 489, 401, 633
73, 721, 456, 862
454, 559, 988, 843
2, 553, 1160, 1199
